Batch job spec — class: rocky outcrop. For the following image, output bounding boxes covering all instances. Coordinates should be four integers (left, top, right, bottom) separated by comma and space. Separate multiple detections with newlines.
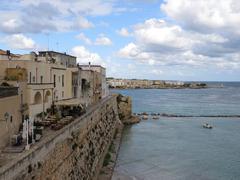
122, 115, 140, 125
116, 94, 140, 125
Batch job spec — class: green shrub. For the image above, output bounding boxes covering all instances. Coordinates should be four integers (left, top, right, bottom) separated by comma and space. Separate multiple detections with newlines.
103, 153, 111, 166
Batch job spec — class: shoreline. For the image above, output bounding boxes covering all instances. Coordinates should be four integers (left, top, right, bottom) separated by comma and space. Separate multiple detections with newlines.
98, 121, 124, 180
97, 115, 140, 180
110, 87, 209, 90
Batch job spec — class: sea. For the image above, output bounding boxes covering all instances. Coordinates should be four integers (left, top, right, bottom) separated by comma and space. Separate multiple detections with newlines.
111, 82, 240, 180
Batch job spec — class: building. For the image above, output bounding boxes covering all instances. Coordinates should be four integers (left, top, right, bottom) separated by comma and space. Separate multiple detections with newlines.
0, 50, 81, 119
0, 50, 109, 117
0, 86, 21, 149
38, 51, 77, 67
0, 49, 109, 150
107, 78, 126, 88
80, 64, 108, 99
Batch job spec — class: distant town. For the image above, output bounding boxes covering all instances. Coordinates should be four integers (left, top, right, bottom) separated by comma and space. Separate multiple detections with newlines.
107, 78, 208, 89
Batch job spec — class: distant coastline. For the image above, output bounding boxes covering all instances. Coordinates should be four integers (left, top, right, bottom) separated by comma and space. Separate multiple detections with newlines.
107, 78, 209, 89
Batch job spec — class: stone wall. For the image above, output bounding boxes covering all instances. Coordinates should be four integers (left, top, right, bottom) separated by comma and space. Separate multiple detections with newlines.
116, 94, 140, 125
0, 95, 121, 180
0, 95, 21, 149
116, 94, 132, 121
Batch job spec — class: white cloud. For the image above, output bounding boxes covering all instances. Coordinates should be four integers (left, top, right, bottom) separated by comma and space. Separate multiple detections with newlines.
117, 28, 131, 37
161, 0, 240, 35
0, 0, 116, 34
3, 34, 36, 50
21, 0, 114, 16
118, 43, 140, 58
134, 19, 194, 50
75, 17, 94, 29
76, 33, 92, 45
71, 46, 105, 66
94, 34, 112, 46
118, 17, 240, 70
76, 33, 112, 46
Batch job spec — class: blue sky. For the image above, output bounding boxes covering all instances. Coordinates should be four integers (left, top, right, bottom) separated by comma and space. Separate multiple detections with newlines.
0, 0, 240, 81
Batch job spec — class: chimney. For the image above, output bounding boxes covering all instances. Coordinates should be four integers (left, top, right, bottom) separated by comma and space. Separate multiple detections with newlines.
6, 50, 11, 60
6, 50, 10, 56
88, 62, 91, 69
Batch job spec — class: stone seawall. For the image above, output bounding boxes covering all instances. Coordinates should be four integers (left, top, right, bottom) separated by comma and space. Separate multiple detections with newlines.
0, 95, 122, 180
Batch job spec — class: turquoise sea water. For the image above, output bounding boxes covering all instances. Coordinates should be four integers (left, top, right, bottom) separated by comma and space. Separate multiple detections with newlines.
112, 83, 240, 180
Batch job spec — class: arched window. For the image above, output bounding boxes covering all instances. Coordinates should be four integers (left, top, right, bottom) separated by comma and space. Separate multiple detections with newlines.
34, 92, 42, 104
44, 90, 51, 103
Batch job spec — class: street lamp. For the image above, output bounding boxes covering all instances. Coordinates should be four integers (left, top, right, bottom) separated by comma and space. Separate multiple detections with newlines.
4, 112, 9, 121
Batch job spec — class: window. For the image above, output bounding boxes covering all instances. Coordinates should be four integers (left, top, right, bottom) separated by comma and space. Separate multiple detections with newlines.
29, 72, 32, 83
34, 92, 42, 104
54, 74, 56, 87
40, 76, 43, 83
62, 75, 64, 87
62, 91, 64, 98
33, 76, 35, 83
22, 115, 24, 123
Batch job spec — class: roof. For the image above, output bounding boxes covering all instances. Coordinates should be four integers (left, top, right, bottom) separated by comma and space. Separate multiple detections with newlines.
0, 49, 20, 57
38, 51, 76, 58
0, 49, 6, 55
79, 65, 105, 69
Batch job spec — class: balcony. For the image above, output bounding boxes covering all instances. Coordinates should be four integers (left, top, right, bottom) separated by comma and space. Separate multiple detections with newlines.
27, 83, 54, 90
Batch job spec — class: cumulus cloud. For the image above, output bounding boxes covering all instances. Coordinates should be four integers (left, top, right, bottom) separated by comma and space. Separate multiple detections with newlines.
76, 33, 92, 45
95, 34, 112, 46
117, 28, 131, 37
0, 0, 115, 34
161, 0, 240, 35
76, 33, 112, 46
3, 34, 36, 50
71, 46, 105, 66
75, 17, 94, 29
118, 17, 240, 70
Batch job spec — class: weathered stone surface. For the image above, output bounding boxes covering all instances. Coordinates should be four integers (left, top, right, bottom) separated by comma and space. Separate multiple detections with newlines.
116, 94, 140, 125
0, 96, 121, 180
116, 94, 132, 121
123, 115, 140, 125
97, 121, 124, 180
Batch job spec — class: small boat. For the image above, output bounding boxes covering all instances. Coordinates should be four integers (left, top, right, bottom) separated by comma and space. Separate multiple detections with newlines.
203, 123, 213, 129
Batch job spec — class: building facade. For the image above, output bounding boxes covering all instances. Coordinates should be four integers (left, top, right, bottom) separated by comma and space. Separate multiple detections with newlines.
0, 87, 21, 149
0, 50, 108, 135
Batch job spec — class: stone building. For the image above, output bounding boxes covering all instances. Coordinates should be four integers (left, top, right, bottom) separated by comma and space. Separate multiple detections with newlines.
0, 51, 108, 118
38, 51, 77, 67
80, 65, 108, 99
0, 49, 109, 149
0, 52, 68, 119
0, 86, 22, 149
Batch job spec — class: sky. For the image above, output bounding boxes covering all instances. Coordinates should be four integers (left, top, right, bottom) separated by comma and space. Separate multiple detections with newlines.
0, 0, 240, 81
